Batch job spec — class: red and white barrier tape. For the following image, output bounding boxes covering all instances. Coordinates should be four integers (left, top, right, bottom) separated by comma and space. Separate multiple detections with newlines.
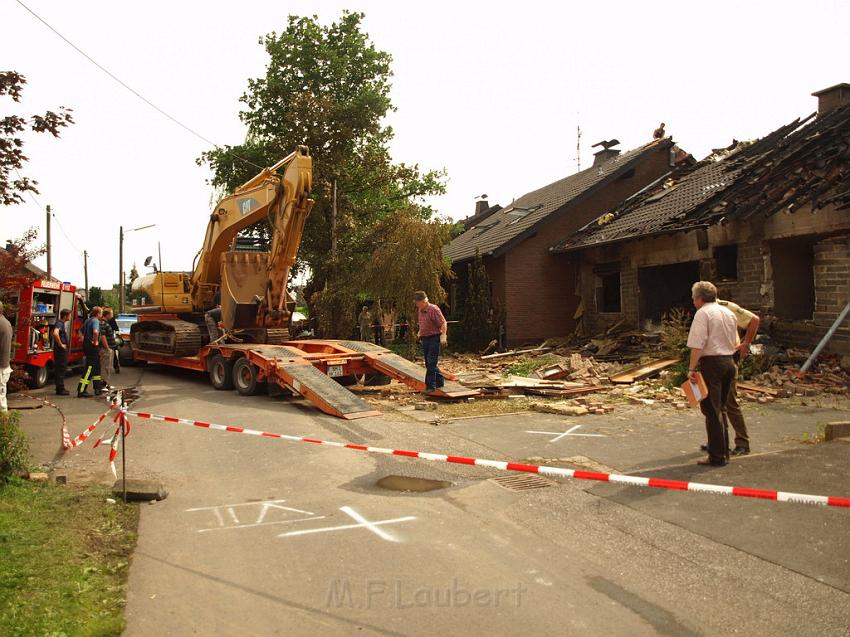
64, 400, 118, 450
19, 393, 71, 448
124, 408, 850, 509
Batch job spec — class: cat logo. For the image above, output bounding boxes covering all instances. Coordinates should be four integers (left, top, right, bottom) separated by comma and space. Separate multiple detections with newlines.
239, 197, 258, 216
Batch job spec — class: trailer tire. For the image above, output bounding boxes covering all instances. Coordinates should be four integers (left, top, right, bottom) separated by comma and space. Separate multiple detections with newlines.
27, 364, 49, 389
209, 354, 234, 390
233, 357, 263, 396
364, 372, 391, 386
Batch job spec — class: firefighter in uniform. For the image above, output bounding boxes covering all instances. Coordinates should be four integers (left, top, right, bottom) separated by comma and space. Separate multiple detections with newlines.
77, 306, 104, 397
51, 308, 71, 395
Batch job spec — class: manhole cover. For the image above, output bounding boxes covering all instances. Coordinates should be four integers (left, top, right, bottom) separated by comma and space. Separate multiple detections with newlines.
376, 475, 452, 492
489, 474, 555, 492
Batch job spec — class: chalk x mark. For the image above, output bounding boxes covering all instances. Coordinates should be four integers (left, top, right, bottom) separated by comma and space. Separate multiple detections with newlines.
526, 424, 606, 443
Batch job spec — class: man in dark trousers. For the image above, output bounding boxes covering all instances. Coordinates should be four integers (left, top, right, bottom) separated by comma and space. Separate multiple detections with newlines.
77, 306, 104, 397
51, 308, 71, 395
414, 290, 447, 394
687, 281, 739, 466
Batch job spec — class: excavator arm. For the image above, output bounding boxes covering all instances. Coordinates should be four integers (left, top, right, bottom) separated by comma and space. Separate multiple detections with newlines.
190, 146, 313, 324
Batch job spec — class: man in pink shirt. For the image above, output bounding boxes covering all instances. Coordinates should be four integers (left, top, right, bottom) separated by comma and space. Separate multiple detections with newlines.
687, 281, 739, 466
414, 291, 447, 393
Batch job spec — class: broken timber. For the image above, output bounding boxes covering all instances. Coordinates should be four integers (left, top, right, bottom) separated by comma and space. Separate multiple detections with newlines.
608, 357, 681, 384
481, 346, 552, 360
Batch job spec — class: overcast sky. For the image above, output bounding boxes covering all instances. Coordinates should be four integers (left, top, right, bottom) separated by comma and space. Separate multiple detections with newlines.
2, 0, 848, 289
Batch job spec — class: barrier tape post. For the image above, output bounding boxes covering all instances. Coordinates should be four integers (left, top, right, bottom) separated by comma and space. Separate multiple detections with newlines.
124, 408, 850, 510
120, 392, 127, 504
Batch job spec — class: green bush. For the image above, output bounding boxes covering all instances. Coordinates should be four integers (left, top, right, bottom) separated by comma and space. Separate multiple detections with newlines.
0, 410, 29, 481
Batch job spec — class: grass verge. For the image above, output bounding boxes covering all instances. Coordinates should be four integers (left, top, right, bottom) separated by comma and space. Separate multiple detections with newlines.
0, 479, 139, 637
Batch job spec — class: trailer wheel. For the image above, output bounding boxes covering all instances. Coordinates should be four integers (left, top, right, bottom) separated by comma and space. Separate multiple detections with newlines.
208, 354, 234, 390
27, 364, 49, 389
233, 357, 263, 396
364, 372, 391, 386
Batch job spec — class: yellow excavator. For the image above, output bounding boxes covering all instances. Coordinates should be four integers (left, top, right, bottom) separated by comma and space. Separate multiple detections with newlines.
130, 146, 314, 356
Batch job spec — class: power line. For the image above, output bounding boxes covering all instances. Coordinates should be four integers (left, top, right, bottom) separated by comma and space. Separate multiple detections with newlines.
13, 167, 82, 254
14, 0, 264, 171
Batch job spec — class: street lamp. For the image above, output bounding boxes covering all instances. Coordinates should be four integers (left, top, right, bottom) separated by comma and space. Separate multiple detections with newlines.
119, 224, 155, 313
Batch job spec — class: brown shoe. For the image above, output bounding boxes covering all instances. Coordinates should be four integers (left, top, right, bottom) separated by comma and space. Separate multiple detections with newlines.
697, 457, 727, 466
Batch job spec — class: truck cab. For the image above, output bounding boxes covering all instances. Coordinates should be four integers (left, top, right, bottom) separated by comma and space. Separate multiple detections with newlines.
0, 278, 86, 388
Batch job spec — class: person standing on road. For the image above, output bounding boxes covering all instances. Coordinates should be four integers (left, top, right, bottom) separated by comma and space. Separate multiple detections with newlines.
358, 306, 371, 341
414, 291, 447, 394
52, 308, 71, 395
78, 306, 104, 398
714, 299, 760, 456
0, 301, 13, 412
99, 308, 117, 390
107, 311, 121, 374
687, 281, 739, 466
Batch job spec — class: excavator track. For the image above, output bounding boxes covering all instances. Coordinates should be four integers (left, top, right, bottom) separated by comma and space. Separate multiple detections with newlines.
131, 320, 203, 357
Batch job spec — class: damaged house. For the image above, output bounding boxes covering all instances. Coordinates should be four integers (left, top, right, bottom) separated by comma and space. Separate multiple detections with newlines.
444, 138, 685, 346
552, 84, 850, 355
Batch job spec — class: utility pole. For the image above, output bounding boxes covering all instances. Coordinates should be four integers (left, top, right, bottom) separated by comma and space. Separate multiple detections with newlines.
119, 223, 156, 313
119, 225, 124, 313
83, 250, 89, 299
46, 205, 52, 279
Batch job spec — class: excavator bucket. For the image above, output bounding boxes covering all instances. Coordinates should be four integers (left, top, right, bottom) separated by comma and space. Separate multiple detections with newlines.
220, 251, 269, 330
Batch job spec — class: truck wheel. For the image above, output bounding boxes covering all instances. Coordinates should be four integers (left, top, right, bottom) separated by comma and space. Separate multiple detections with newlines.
233, 357, 263, 396
208, 354, 234, 390
364, 372, 391, 386
27, 365, 49, 389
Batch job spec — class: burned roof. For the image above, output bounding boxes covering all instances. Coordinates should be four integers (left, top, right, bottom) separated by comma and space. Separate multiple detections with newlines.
444, 139, 673, 263
553, 104, 850, 253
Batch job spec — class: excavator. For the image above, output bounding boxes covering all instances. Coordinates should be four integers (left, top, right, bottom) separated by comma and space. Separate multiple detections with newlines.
130, 146, 313, 354
129, 145, 476, 419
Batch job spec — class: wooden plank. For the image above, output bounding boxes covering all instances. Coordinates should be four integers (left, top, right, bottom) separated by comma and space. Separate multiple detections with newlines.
481, 346, 552, 360
609, 357, 681, 384
737, 382, 779, 396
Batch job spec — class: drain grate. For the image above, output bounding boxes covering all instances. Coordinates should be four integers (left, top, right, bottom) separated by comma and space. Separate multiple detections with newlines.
489, 474, 555, 492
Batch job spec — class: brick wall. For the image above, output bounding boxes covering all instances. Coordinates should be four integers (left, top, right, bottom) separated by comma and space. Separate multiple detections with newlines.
502, 146, 673, 345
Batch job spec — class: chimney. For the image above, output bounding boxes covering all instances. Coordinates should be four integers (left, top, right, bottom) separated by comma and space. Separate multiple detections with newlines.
592, 148, 620, 167
474, 199, 489, 216
812, 83, 850, 115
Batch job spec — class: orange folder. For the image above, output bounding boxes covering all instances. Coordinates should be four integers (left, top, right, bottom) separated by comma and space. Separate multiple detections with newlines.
681, 372, 709, 408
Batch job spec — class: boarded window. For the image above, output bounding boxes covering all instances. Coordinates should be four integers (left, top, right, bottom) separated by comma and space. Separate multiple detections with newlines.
714, 244, 738, 280
771, 238, 815, 320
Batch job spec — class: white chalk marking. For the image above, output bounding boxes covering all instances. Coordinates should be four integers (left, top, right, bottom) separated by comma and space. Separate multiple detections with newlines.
279, 506, 416, 542
526, 425, 606, 443
198, 516, 326, 533
187, 499, 317, 532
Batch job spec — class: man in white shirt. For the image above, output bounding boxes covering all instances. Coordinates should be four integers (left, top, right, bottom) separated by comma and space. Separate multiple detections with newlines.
687, 281, 739, 466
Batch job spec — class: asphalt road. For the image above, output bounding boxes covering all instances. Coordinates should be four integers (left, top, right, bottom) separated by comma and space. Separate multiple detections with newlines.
14, 366, 850, 636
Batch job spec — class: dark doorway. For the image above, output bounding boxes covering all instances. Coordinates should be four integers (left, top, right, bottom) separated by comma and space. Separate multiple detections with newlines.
771, 237, 816, 320
638, 261, 701, 323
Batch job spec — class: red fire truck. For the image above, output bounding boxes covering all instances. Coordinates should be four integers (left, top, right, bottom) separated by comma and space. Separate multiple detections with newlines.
0, 277, 86, 388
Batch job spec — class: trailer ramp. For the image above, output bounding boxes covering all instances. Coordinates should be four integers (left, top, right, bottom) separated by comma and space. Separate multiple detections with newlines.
336, 341, 477, 398
275, 361, 380, 420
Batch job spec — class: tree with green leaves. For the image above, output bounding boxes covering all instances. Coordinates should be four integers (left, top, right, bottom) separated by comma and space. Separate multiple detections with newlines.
199, 11, 446, 336
459, 249, 496, 352
1, 72, 73, 206
360, 207, 454, 349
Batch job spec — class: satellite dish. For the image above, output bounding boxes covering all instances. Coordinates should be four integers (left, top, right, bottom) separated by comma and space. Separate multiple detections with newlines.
144, 256, 153, 267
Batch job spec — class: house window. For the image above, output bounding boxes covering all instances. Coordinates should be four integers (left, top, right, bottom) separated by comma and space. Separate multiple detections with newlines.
594, 263, 621, 313
714, 244, 738, 280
